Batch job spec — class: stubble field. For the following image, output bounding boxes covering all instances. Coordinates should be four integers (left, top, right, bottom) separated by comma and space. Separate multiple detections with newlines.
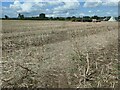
1, 20, 119, 88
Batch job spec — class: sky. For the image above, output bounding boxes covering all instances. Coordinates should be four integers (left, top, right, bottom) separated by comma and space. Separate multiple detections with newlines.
0, 0, 119, 18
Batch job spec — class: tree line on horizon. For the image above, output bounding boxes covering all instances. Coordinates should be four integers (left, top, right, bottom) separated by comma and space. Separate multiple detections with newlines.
2, 13, 120, 22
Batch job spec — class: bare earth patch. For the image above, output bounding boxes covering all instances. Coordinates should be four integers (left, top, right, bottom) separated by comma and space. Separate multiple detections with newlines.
1, 20, 118, 88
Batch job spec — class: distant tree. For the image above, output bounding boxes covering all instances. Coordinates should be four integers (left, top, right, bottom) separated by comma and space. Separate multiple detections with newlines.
5, 15, 9, 19
18, 13, 21, 19
18, 13, 24, 19
49, 17, 53, 20
71, 16, 76, 21
39, 13, 45, 19
56, 17, 60, 20
83, 16, 91, 19
71, 17, 76, 21
118, 16, 120, 19
92, 15, 99, 20
75, 18, 82, 22
72, 16, 76, 19
59, 17, 65, 20
66, 17, 71, 20
21, 15, 24, 19
81, 16, 92, 22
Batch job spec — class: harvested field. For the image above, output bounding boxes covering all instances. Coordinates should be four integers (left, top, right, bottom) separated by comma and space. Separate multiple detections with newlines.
1, 20, 118, 88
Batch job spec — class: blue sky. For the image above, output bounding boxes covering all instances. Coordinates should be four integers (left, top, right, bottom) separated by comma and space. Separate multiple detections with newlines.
1, 0, 119, 18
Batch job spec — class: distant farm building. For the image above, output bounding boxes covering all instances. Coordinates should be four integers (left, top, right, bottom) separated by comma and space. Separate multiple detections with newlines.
103, 18, 108, 21
92, 19, 101, 22
92, 19, 97, 22
108, 16, 117, 21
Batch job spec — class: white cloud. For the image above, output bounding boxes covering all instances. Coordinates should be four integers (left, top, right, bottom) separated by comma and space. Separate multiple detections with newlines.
83, 0, 102, 7
2, 6, 18, 18
88, 10, 92, 13
97, 10, 100, 12
2, 0, 119, 18
10, 0, 21, 10
106, 12, 111, 15
9, 0, 80, 17
84, 0, 120, 7
105, 0, 119, 2
102, 0, 118, 6
53, 0, 80, 14
46, 14, 55, 17
47, 1, 62, 6
79, 13, 85, 16
65, 12, 70, 17
10, 0, 46, 13
19, 2, 33, 13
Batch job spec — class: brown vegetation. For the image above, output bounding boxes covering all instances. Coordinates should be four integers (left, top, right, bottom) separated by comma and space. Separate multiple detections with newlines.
1, 20, 118, 88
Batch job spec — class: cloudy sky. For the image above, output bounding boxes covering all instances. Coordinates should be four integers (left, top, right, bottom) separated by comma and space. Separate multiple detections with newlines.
1, 0, 119, 18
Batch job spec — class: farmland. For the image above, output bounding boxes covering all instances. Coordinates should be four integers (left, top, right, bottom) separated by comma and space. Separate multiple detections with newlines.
1, 20, 118, 88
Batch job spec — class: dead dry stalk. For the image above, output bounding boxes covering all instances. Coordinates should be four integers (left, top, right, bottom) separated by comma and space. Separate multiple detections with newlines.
83, 67, 86, 88
86, 52, 90, 75
17, 63, 37, 74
